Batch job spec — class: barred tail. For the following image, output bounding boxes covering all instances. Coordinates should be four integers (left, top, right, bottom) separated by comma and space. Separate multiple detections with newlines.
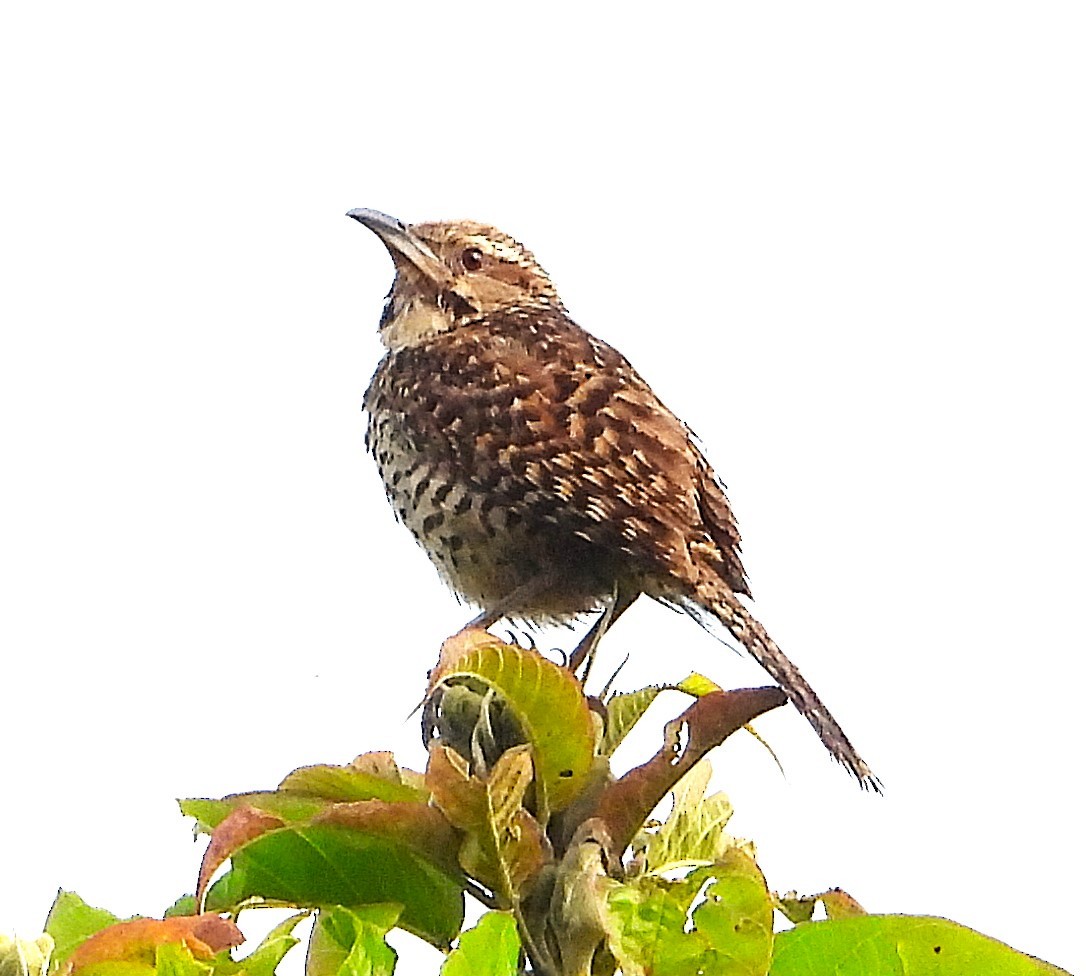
689, 578, 881, 792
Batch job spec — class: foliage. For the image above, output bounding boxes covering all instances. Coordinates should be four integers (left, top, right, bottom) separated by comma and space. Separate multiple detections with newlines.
6, 630, 1069, 975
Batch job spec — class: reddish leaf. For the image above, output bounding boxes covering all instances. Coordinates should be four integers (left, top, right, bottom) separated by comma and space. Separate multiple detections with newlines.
196, 806, 285, 905
820, 887, 867, 919
426, 743, 550, 898
62, 914, 243, 974
313, 799, 462, 876
426, 628, 496, 693
591, 687, 786, 856
348, 751, 429, 793
349, 751, 410, 780
425, 743, 489, 830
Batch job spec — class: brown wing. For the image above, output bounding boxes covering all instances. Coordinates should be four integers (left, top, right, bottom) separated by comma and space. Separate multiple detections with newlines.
567, 336, 750, 599
691, 449, 750, 596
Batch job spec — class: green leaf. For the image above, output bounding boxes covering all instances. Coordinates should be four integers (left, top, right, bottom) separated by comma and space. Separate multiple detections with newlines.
431, 632, 595, 815
643, 761, 751, 873
440, 912, 520, 976
601, 687, 665, 757
305, 906, 400, 976
163, 897, 197, 920
203, 823, 463, 948
279, 763, 427, 805
770, 915, 1071, 975
312, 801, 462, 877
604, 850, 773, 976
181, 760, 427, 837
602, 674, 723, 757
152, 942, 212, 976
44, 891, 122, 968
73, 963, 152, 976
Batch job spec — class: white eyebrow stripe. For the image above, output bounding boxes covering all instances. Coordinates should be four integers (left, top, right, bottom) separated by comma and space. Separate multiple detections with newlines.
467, 236, 529, 265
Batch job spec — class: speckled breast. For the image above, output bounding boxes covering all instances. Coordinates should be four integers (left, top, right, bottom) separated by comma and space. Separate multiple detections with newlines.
362, 321, 624, 620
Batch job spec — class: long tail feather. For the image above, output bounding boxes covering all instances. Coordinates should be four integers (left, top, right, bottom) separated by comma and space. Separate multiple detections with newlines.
688, 580, 881, 792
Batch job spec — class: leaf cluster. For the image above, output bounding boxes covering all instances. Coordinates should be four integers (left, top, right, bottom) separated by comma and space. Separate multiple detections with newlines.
17, 630, 1068, 976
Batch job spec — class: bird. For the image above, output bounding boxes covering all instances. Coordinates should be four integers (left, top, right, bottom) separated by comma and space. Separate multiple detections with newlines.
347, 207, 878, 790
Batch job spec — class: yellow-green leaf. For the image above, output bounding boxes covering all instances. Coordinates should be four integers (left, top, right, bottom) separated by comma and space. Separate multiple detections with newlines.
605, 849, 773, 976
305, 905, 400, 976
429, 631, 595, 815
440, 912, 520, 976
642, 761, 751, 873
0, 935, 54, 976
44, 892, 122, 969
601, 687, 664, 757
602, 674, 724, 757
770, 915, 1071, 976
675, 673, 722, 697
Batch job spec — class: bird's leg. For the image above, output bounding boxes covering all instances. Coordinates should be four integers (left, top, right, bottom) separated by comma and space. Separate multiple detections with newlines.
461, 570, 565, 632
568, 583, 638, 681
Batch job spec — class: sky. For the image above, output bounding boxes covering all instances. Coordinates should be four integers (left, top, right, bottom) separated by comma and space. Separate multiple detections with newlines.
1, 3, 1083, 974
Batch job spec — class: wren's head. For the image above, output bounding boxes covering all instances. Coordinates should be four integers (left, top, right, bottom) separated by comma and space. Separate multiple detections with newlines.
347, 209, 564, 351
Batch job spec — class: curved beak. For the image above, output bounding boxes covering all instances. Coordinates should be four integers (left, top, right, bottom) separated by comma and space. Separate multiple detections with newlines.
346, 208, 453, 288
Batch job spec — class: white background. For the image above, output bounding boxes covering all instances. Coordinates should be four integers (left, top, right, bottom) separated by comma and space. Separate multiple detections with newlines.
2, 3, 1082, 974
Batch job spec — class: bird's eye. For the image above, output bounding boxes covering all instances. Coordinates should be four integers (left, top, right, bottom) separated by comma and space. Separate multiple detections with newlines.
461, 247, 485, 272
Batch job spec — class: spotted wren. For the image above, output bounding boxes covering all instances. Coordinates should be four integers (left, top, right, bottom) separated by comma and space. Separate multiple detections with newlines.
348, 208, 878, 790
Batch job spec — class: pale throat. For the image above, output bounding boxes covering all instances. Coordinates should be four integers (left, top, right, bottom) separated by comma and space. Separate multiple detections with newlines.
380, 290, 459, 352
